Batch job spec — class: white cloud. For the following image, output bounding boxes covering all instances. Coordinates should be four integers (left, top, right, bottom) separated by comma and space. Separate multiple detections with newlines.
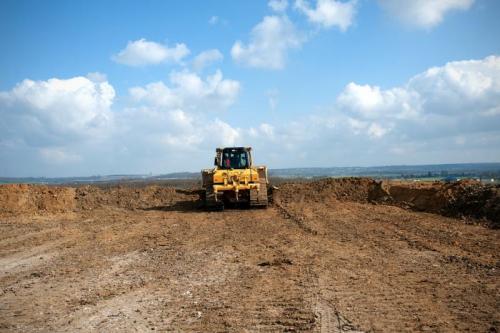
0, 76, 115, 146
345, 118, 390, 138
231, 15, 305, 70
378, 0, 475, 29
129, 82, 182, 109
86, 72, 107, 82
259, 123, 276, 138
208, 16, 219, 25
129, 69, 240, 112
337, 56, 500, 121
112, 38, 190, 66
267, 89, 279, 111
294, 0, 357, 31
157, 117, 241, 151
192, 49, 224, 71
39, 147, 82, 164
269, 0, 289, 12
328, 55, 500, 156
407, 56, 500, 114
205, 119, 241, 146
249, 123, 276, 140
347, 117, 367, 134
121, 70, 242, 154
337, 83, 421, 119
481, 105, 500, 117
169, 70, 241, 110
367, 123, 390, 139
338, 83, 386, 116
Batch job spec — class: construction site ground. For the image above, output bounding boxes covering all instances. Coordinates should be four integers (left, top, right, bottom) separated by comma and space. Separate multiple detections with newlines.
0, 178, 499, 332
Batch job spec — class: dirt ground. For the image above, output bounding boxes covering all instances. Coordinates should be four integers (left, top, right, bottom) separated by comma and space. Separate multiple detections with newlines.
0, 179, 499, 332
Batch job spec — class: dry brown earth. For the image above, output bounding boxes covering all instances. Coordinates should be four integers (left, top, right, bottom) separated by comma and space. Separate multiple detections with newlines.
0, 178, 498, 332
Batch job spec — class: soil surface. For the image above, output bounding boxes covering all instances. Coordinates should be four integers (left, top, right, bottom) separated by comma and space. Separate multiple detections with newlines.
0, 178, 499, 332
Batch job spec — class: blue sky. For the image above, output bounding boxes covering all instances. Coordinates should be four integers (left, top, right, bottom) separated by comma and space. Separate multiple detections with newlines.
1, 0, 500, 177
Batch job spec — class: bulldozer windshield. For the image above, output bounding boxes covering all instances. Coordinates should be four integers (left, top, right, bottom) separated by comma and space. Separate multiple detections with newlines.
221, 148, 249, 169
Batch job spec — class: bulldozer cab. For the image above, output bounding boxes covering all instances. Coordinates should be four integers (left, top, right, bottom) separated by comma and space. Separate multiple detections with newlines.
215, 147, 252, 170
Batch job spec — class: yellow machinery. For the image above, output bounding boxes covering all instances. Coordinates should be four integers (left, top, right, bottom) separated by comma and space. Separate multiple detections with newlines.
201, 147, 268, 209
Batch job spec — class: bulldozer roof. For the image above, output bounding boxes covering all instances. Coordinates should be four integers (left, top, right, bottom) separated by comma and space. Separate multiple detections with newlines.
216, 147, 252, 152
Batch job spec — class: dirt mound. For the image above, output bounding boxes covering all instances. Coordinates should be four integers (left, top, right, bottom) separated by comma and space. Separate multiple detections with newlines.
274, 178, 500, 227
381, 180, 499, 226
443, 181, 500, 226
382, 182, 442, 212
273, 177, 384, 205
0, 184, 76, 216
74, 185, 196, 211
0, 184, 199, 217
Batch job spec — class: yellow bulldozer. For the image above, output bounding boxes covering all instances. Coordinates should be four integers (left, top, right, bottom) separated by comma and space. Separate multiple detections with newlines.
201, 147, 268, 209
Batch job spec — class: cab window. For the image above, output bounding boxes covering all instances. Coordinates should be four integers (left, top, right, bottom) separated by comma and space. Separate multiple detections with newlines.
221, 149, 248, 169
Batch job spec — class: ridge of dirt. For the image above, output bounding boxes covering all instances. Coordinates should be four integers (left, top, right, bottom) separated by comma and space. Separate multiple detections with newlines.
0, 184, 200, 216
0, 184, 76, 216
273, 177, 500, 227
1, 178, 499, 227
74, 185, 199, 211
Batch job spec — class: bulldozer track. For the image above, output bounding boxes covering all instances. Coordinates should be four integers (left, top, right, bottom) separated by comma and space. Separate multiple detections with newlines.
272, 201, 318, 235
249, 181, 269, 207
